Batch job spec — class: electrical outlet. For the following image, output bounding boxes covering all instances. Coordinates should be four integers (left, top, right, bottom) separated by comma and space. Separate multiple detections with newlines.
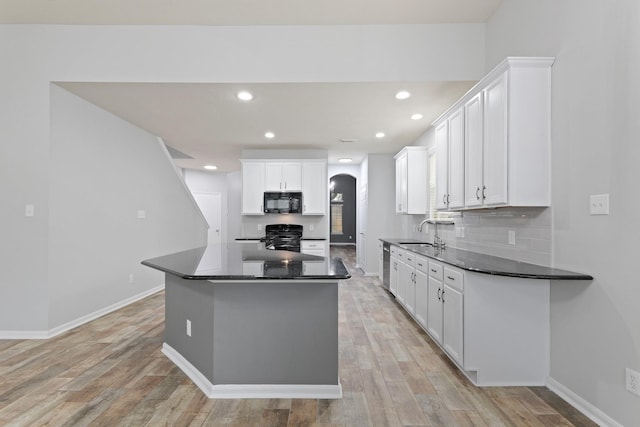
25, 204, 34, 217
137, 210, 146, 219
257, 224, 262, 231
590, 194, 610, 215
626, 368, 640, 397
186, 319, 192, 337
128, 273, 134, 284
508, 230, 516, 245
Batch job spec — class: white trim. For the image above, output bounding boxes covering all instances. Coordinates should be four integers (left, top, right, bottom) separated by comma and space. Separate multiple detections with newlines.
162, 343, 343, 399
546, 377, 623, 427
0, 285, 164, 340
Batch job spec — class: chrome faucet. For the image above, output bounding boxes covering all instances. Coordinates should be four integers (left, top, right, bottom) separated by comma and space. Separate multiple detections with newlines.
433, 221, 445, 250
418, 218, 429, 232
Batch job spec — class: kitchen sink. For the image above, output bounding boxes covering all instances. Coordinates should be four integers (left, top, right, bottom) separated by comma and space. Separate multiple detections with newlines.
399, 242, 432, 247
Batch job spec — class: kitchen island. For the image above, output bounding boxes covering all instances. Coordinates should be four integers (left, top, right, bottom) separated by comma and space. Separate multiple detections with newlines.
142, 242, 350, 399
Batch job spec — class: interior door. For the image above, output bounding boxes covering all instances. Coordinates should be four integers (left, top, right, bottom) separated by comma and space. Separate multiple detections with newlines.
193, 192, 222, 270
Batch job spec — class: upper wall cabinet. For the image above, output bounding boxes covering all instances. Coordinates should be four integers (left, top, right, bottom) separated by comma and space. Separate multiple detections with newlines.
394, 146, 427, 214
265, 162, 302, 191
433, 57, 554, 210
241, 159, 327, 215
241, 161, 266, 215
301, 161, 327, 215
435, 107, 465, 210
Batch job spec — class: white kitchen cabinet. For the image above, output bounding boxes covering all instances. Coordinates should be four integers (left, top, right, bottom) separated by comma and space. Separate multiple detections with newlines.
394, 146, 427, 214
442, 267, 464, 366
301, 240, 327, 257
435, 108, 465, 211
426, 260, 464, 367
241, 161, 265, 215
464, 92, 484, 208
389, 247, 399, 296
434, 57, 554, 210
402, 251, 416, 315
414, 255, 429, 329
265, 162, 301, 191
395, 249, 406, 305
302, 260, 328, 275
242, 261, 264, 276
301, 161, 327, 215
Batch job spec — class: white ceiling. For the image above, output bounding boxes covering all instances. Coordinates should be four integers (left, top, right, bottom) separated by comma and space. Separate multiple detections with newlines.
8, 0, 500, 171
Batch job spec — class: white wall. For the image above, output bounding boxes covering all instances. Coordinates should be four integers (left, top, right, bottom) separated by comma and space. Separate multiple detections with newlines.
184, 169, 229, 243
48, 85, 207, 330
485, 1, 639, 425
0, 23, 485, 332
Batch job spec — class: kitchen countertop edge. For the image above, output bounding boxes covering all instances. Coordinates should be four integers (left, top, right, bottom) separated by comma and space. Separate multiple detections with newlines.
380, 238, 593, 281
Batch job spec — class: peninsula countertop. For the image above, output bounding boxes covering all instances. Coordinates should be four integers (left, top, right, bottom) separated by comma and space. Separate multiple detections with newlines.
380, 238, 593, 280
142, 242, 350, 280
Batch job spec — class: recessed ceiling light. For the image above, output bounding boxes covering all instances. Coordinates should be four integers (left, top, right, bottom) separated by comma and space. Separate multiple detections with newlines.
204, 165, 217, 170
237, 91, 253, 101
411, 113, 423, 120
338, 158, 353, 163
375, 132, 385, 138
395, 90, 411, 100
265, 132, 275, 139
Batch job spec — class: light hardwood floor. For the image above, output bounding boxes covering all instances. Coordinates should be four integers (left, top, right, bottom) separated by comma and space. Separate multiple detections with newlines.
0, 246, 596, 426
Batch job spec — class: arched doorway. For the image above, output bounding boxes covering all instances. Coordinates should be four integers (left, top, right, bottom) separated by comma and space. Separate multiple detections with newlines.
329, 174, 356, 245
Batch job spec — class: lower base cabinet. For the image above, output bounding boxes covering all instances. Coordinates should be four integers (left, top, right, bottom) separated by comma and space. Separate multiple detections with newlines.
388, 244, 551, 386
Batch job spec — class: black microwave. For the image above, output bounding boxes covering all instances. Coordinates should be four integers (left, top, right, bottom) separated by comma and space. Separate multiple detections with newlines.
263, 192, 302, 214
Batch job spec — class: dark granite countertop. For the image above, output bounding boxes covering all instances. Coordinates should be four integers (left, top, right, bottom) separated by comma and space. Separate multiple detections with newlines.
142, 242, 350, 280
380, 238, 593, 280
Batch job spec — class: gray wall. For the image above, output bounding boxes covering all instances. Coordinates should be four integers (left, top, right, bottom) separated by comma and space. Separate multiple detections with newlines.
484, 1, 640, 425
48, 85, 207, 330
329, 174, 356, 244
0, 23, 484, 332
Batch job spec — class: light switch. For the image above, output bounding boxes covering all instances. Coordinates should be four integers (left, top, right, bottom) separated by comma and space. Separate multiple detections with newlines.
25, 204, 34, 217
590, 194, 609, 215
508, 230, 516, 245
137, 210, 146, 219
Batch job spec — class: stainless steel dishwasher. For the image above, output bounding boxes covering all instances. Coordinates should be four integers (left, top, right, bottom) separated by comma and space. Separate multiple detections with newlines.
382, 241, 390, 289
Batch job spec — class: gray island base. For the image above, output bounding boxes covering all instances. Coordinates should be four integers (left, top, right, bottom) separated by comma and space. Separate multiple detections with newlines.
142, 244, 350, 399
163, 274, 341, 399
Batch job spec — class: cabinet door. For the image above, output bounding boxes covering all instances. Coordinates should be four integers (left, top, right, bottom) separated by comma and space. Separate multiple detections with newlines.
389, 257, 399, 296
395, 153, 408, 213
435, 121, 449, 210
396, 260, 407, 306
301, 240, 327, 256
448, 108, 465, 209
483, 72, 509, 206
242, 162, 265, 215
414, 269, 428, 328
443, 284, 464, 366
301, 161, 326, 215
265, 163, 283, 191
404, 267, 416, 315
427, 277, 443, 345
281, 163, 302, 191
465, 92, 484, 207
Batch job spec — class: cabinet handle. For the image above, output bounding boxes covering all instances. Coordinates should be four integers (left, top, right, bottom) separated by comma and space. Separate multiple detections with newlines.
284, 182, 287, 190
482, 186, 486, 200
442, 289, 445, 303
447, 194, 450, 204
280, 182, 282, 190
418, 263, 423, 267
443, 194, 447, 205
476, 187, 480, 200
447, 275, 455, 281
437, 287, 442, 301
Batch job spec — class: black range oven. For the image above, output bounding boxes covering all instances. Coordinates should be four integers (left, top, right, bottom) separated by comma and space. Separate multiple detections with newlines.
264, 224, 303, 252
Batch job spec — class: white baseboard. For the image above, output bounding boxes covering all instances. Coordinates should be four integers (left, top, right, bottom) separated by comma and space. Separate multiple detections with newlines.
546, 377, 622, 427
0, 285, 164, 340
162, 343, 343, 399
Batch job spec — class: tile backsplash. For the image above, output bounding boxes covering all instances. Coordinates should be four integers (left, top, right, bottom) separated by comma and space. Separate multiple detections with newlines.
405, 207, 552, 266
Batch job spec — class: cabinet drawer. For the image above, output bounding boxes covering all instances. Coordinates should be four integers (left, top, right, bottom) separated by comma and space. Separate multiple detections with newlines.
415, 255, 429, 274
301, 241, 324, 250
404, 251, 415, 267
390, 245, 399, 256
444, 267, 464, 291
428, 261, 443, 280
